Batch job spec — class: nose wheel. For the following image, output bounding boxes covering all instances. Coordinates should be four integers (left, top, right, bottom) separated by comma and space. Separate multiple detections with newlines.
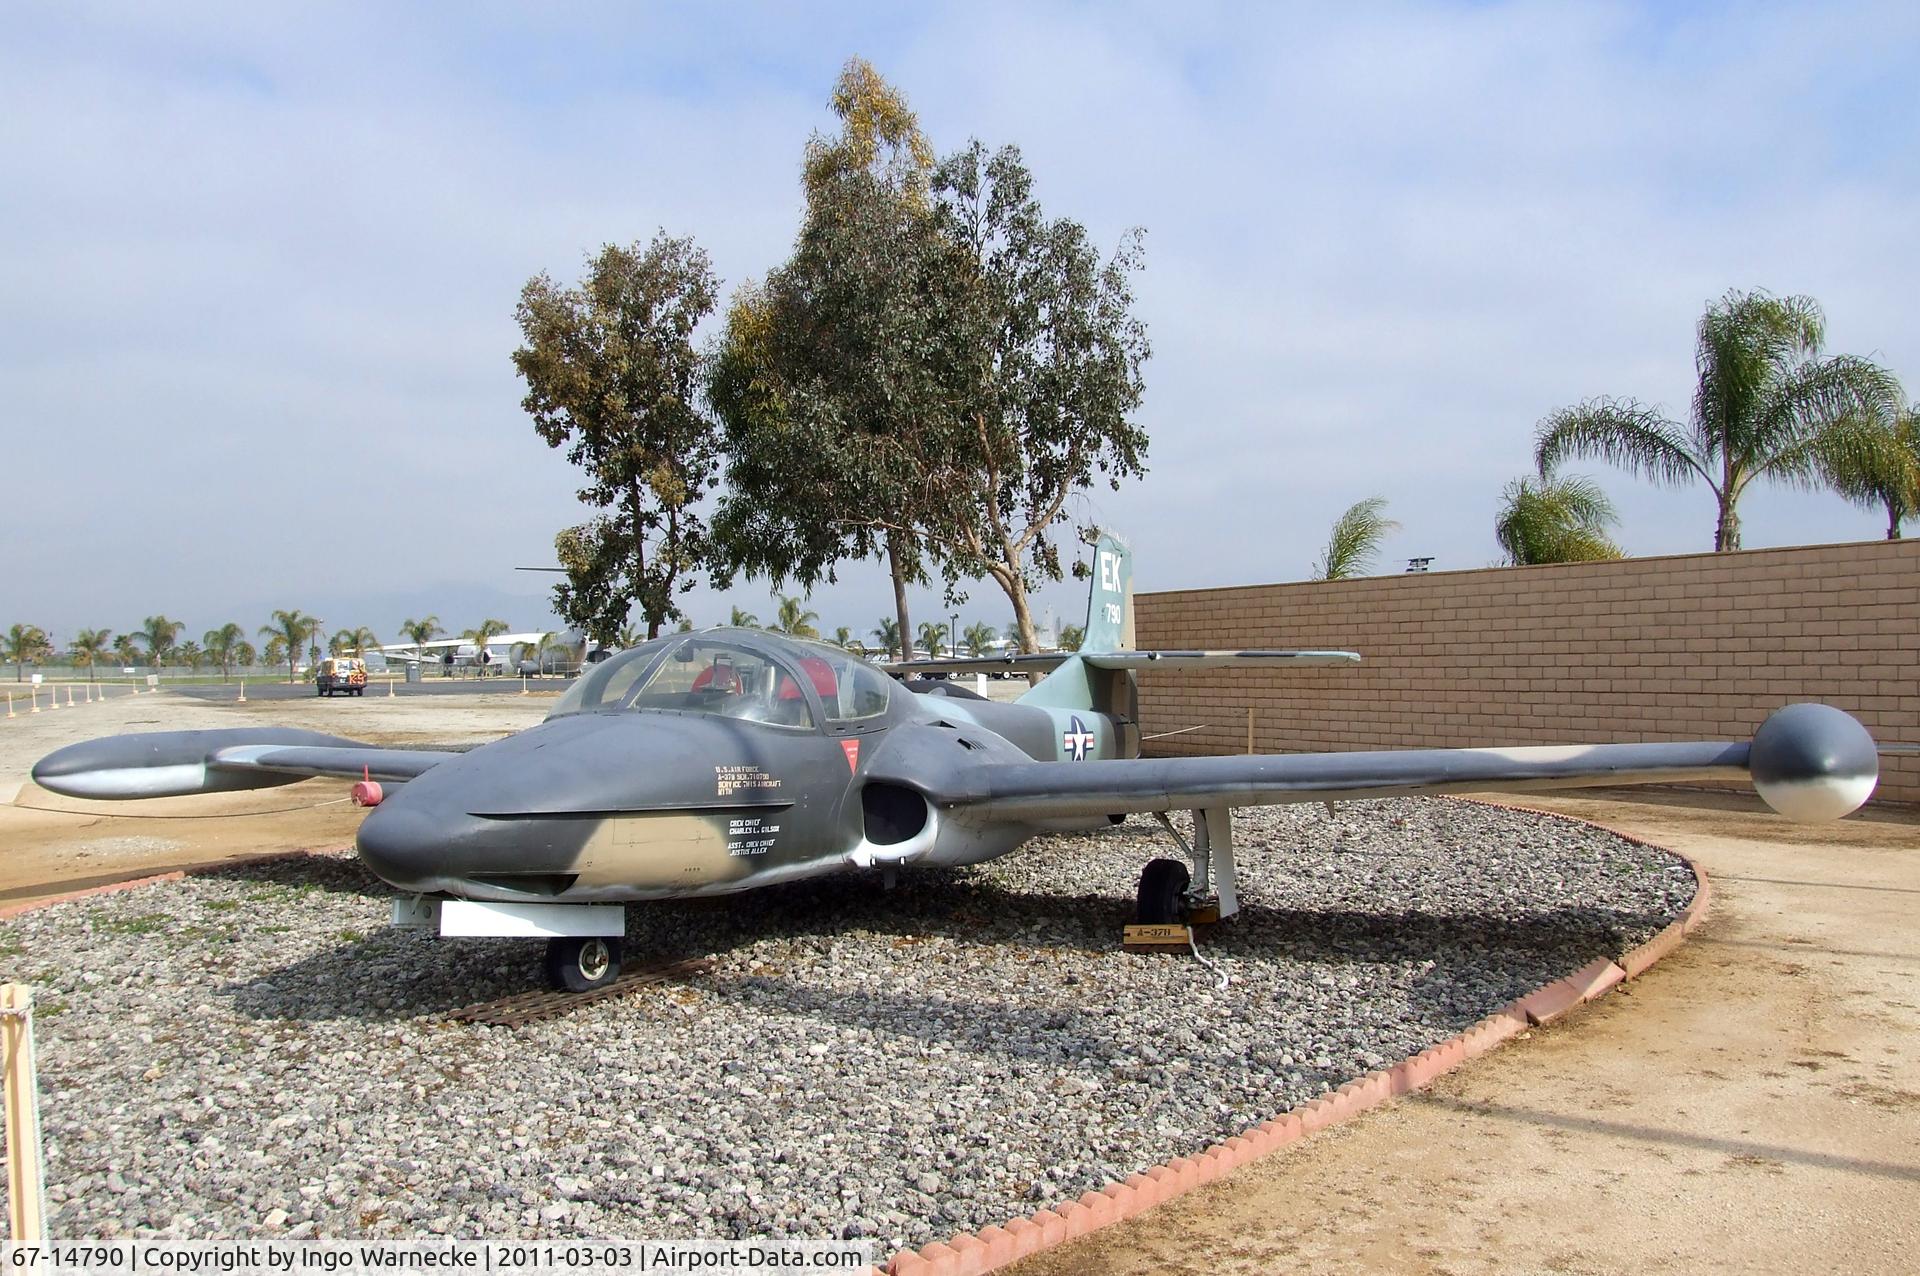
545, 936, 624, 992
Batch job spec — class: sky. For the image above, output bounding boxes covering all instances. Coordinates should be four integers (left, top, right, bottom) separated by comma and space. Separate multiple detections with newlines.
4, 2, 1917, 651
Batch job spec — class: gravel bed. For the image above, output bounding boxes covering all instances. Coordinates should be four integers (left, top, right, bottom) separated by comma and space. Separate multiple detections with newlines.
4, 798, 1693, 1247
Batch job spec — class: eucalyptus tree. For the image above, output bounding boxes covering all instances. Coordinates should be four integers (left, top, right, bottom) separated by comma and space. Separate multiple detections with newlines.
5, 624, 50, 681
70, 628, 112, 682
203, 622, 245, 681
1312, 498, 1399, 580
1536, 289, 1902, 550
870, 617, 901, 660
138, 615, 183, 670
1816, 401, 1919, 539
773, 595, 820, 639
962, 622, 998, 657
911, 142, 1150, 654
516, 233, 720, 640
1494, 469, 1623, 565
260, 610, 318, 682
710, 57, 944, 661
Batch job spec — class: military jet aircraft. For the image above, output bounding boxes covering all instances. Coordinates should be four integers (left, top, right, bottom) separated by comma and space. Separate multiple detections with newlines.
33, 534, 1883, 992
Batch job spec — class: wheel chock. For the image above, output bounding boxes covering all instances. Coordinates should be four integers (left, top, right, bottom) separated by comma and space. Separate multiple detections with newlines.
1122, 923, 1193, 953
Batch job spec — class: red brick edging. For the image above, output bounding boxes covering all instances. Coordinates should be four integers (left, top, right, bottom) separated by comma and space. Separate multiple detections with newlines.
877, 799, 1712, 1275
0, 822, 1708, 1276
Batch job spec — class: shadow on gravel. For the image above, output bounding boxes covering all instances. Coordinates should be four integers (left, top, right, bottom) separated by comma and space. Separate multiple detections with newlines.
218, 853, 1677, 1027
196, 852, 380, 898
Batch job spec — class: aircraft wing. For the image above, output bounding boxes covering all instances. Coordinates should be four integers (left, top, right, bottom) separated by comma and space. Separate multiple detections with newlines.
32, 728, 455, 800
886, 649, 1361, 676
882, 704, 1879, 826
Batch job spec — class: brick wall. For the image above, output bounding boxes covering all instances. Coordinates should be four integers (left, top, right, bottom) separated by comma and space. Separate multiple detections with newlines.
1134, 538, 1920, 806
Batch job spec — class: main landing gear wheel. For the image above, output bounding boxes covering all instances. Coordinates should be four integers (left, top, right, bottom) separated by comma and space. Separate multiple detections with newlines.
1135, 857, 1191, 925
545, 936, 624, 992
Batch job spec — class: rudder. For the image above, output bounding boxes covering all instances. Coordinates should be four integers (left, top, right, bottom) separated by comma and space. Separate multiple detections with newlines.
1082, 530, 1133, 654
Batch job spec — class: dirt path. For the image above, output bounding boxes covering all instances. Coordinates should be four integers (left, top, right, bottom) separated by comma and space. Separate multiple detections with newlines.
0, 687, 550, 905
1013, 789, 1920, 1275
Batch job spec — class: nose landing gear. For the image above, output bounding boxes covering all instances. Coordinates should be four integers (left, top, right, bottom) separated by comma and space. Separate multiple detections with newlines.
546, 936, 624, 992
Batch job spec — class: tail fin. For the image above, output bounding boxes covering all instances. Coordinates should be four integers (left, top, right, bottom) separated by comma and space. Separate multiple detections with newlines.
1017, 531, 1138, 731
1081, 530, 1133, 654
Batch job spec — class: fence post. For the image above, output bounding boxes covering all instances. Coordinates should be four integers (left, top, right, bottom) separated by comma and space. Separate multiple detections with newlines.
2, 983, 48, 1241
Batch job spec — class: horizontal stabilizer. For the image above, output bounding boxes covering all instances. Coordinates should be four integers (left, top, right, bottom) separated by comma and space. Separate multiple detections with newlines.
887, 648, 1361, 676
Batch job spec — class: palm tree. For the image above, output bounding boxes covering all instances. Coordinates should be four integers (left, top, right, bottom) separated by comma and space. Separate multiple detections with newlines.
615, 623, 642, 649
871, 617, 902, 660
1536, 289, 1902, 551
1312, 497, 1400, 580
399, 616, 442, 653
231, 640, 257, 672
335, 625, 379, 657
112, 634, 140, 669
463, 619, 510, 676
832, 626, 854, 649
962, 622, 998, 657
176, 640, 204, 673
261, 636, 286, 671
138, 614, 183, 670
203, 622, 245, 681
1816, 401, 1920, 540
70, 628, 112, 683
728, 606, 759, 629
260, 609, 318, 682
1494, 468, 1624, 566
773, 594, 820, 638
916, 621, 948, 658
1058, 624, 1086, 652
5, 624, 49, 682
518, 631, 558, 674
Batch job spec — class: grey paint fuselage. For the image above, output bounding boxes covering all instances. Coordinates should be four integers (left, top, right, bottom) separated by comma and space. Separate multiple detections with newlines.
354, 644, 1130, 904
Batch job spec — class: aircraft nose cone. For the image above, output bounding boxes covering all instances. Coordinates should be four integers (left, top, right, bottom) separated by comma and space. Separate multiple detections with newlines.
356, 802, 449, 890
1750, 703, 1878, 822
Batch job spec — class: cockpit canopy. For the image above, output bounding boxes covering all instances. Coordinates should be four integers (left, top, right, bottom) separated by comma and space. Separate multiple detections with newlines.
546, 630, 892, 730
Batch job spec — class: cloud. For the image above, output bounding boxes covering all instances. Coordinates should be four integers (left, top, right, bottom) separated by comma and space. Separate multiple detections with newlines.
2, 2, 1915, 643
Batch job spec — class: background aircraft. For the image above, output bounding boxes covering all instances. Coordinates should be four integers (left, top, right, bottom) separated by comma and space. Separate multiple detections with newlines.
34, 534, 1881, 992
378, 631, 555, 674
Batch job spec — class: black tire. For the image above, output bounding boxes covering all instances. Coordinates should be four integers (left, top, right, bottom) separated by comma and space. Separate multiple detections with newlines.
1135, 858, 1190, 925
545, 936, 623, 992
